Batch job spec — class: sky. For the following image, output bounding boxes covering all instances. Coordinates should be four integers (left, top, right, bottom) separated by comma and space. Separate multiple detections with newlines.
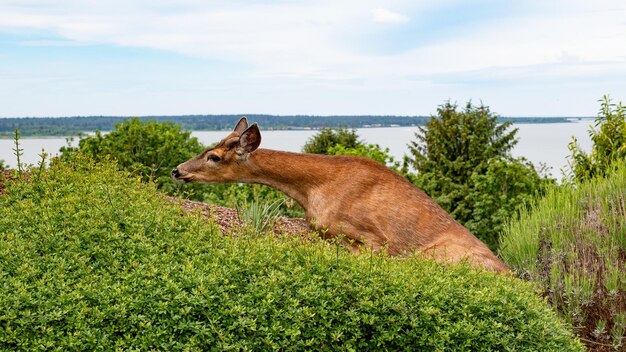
1, 0, 625, 117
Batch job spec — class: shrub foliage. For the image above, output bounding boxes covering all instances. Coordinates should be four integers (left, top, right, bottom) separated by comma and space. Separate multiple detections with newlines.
302, 128, 361, 154
0, 156, 582, 350
60, 117, 205, 196
501, 162, 626, 350
568, 95, 626, 182
304, 128, 401, 172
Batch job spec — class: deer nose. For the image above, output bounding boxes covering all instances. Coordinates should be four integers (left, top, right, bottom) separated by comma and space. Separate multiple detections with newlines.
171, 168, 181, 178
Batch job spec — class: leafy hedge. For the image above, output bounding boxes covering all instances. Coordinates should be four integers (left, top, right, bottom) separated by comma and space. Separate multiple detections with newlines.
0, 156, 582, 351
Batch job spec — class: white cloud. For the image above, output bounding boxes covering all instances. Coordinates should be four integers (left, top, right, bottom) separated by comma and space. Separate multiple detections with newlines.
1, 0, 624, 82
1, 0, 626, 117
370, 8, 409, 24
20, 39, 89, 47
0, 1, 365, 78
348, 3, 626, 83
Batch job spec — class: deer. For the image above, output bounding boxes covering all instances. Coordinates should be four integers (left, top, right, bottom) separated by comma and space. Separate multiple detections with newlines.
172, 117, 510, 273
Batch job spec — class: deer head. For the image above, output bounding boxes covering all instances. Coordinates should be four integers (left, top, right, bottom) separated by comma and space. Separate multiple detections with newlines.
172, 117, 261, 184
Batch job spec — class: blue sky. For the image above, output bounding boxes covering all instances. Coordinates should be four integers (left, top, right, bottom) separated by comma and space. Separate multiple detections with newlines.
1, 0, 625, 117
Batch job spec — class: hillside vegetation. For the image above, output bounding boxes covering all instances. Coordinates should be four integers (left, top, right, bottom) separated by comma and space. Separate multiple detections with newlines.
501, 96, 626, 351
501, 162, 626, 350
0, 156, 582, 350
568, 96, 626, 183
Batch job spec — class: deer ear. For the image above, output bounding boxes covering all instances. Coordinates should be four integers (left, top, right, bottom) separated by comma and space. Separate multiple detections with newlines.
237, 123, 261, 155
233, 117, 249, 134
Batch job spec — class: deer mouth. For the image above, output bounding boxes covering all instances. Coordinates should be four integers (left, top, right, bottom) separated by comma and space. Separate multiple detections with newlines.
173, 175, 194, 183
171, 168, 193, 183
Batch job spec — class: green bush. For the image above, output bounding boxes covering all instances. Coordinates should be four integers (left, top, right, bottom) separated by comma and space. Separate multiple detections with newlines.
60, 117, 206, 197
568, 95, 626, 182
303, 128, 404, 175
501, 161, 626, 350
405, 101, 552, 250
464, 157, 550, 249
0, 156, 582, 351
327, 143, 401, 171
303, 128, 361, 154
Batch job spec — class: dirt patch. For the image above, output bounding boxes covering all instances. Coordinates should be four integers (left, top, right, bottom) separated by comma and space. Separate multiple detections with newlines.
0, 170, 17, 195
167, 196, 316, 240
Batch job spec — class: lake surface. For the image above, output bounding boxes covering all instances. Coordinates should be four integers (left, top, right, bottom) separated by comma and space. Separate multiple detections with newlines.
0, 120, 593, 179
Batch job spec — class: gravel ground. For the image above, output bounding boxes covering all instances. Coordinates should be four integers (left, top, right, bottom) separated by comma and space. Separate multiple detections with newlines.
166, 196, 316, 239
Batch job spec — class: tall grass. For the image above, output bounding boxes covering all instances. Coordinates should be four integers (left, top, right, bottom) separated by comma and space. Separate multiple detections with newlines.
236, 198, 284, 233
501, 162, 626, 350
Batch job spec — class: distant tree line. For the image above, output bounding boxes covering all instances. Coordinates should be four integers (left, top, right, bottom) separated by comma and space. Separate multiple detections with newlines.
0, 114, 574, 137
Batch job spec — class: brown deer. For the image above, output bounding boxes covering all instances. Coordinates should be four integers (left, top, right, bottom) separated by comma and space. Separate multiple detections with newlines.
172, 117, 509, 273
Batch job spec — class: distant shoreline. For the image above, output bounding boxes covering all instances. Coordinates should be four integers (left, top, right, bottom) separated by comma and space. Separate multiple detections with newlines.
0, 115, 594, 139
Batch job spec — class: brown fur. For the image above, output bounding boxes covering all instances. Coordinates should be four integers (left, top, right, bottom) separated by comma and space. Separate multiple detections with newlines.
174, 118, 509, 274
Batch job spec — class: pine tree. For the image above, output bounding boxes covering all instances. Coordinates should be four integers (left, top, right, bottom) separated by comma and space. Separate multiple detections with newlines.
406, 101, 550, 250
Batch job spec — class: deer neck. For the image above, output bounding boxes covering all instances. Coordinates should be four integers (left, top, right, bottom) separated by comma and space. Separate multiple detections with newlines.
242, 149, 332, 209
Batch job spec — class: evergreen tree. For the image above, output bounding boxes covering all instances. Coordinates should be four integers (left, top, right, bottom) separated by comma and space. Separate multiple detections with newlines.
406, 101, 551, 250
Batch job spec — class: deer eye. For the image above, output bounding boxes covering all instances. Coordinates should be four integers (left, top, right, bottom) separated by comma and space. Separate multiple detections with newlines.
208, 154, 221, 162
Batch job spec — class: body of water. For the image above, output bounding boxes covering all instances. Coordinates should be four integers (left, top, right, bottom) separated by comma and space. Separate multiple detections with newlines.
0, 120, 593, 178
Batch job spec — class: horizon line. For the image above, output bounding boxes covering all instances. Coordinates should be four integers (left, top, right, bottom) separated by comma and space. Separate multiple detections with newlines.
0, 114, 596, 119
